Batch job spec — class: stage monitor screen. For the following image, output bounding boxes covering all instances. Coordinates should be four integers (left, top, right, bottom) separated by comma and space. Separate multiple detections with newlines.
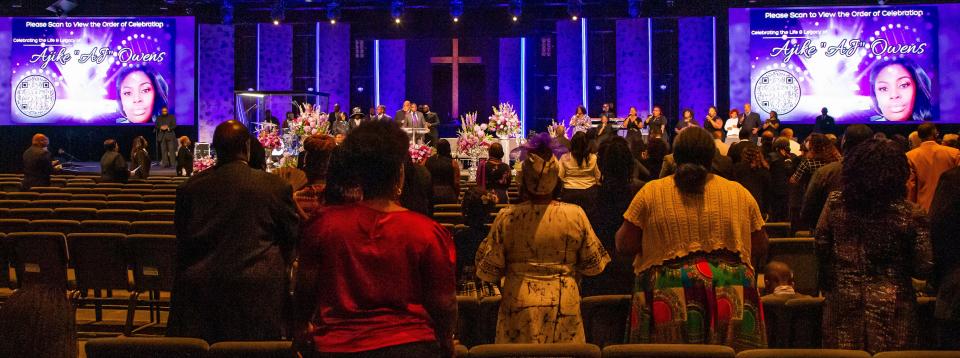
729, 4, 960, 124
0, 17, 195, 126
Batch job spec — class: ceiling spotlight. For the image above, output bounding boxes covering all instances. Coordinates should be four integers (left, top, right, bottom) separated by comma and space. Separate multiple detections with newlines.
450, 0, 464, 21
512, 16, 518, 22
330, 19, 336, 24
326, 1, 341, 23
394, 18, 401, 24
391, 0, 405, 19
509, 0, 522, 19
46, 0, 80, 17
270, 0, 285, 25
567, 0, 582, 21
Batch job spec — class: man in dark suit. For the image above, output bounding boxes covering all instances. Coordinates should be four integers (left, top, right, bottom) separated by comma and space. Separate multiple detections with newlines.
739, 103, 762, 143
155, 106, 177, 168
21, 134, 59, 190
931, 166, 960, 349
423, 104, 440, 146
168, 120, 299, 343
396, 100, 412, 127
371, 105, 392, 121
99, 139, 129, 183
814, 107, 836, 134
330, 104, 349, 135
728, 130, 756, 164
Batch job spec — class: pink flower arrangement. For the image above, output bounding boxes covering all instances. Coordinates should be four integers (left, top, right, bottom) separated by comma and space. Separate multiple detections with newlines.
257, 128, 282, 150
488, 102, 521, 138
457, 112, 496, 157
193, 156, 216, 173
287, 103, 330, 138
409, 143, 433, 164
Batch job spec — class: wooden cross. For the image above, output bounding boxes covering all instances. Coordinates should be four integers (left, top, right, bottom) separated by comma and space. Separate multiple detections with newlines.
430, 38, 482, 118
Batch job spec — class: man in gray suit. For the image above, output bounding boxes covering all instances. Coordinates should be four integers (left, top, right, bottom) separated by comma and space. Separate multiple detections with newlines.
168, 120, 299, 343
739, 103, 762, 143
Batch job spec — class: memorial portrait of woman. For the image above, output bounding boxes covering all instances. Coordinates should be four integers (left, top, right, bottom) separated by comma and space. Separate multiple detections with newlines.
115, 65, 170, 124
869, 58, 933, 122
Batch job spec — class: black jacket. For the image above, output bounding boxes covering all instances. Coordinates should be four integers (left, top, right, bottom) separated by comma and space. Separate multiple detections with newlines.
100, 151, 129, 183
168, 161, 299, 342
21, 146, 54, 190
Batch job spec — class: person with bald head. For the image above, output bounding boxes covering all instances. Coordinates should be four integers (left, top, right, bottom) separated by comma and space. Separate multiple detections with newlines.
21, 134, 60, 190
168, 120, 300, 343
396, 100, 412, 127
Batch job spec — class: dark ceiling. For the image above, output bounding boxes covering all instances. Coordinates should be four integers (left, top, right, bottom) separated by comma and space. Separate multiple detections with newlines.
6, 0, 957, 24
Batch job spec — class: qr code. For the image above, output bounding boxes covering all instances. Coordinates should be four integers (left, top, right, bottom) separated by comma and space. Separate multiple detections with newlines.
754, 70, 801, 115
14, 75, 56, 118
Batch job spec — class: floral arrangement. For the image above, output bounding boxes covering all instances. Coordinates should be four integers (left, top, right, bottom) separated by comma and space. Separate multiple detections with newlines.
286, 103, 330, 138
457, 112, 496, 158
257, 125, 282, 150
278, 153, 298, 168
488, 102, 521, 138
193, 156, 216, 173
409, 143, 434, 164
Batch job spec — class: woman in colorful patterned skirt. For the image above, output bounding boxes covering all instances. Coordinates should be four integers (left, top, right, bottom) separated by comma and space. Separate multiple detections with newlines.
616, 127, 768, 351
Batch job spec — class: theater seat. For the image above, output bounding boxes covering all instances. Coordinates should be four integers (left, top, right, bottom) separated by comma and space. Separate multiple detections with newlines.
38, 192, 72, 200
434, 212, 465, 225
143, 194, 177, 202
142, 201, 175, 211
0, 199, 31, 208
763, 222, 792, 238
785, 297, 825, 348
760, 295, 791, 348
85, 337, 209, 358
140, 209, 174, 222
874, 352, 960, 358
80, 220, 131, 234
67, 233, 132, 324
0, 219, 30, 235
68, 200, 108, 209
767, 238, 818, 296
457, 295, 481, 347
206, 341, 295, 358
456, 344, 469, 358
736, 349, 870, 358
29, 219, 81, 235
9, 208, 53, 220
71, 194, 108, 201
602, 344, 735, 358
53, 207, 98, 221
130, 221, 176, 236
5, 192, 39, 201
97, 209, 141, 221
106, 201, 144, 211
108, 194, 143, 202
30, 199, 71, 209
479, 296, 501, 344
469, 343, 601, 358
581, 295, 631, 347
8, 232, 69, 289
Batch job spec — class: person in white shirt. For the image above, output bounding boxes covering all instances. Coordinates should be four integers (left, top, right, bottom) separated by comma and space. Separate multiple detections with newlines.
779, 128, 802, 156
724, 109, 741, 145
558, 132, 601, 217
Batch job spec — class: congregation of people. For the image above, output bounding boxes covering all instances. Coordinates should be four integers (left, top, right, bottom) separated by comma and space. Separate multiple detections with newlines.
8, 100, 960, 358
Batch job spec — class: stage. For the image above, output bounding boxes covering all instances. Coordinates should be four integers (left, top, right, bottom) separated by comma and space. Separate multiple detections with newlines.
59, 162, 181, 177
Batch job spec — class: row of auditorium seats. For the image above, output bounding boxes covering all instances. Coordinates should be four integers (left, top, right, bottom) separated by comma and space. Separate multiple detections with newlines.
0, 232, 175, 335
0, 201, 174, 212
82, 337, 960, 358
0, 219, 175, 235
2, 187, 177, 195
0, 192, 176, 201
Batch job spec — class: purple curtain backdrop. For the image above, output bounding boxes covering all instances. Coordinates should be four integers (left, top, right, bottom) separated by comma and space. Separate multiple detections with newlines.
498, 38, 522, 117
616, 18, 651, 116
557, 20, 584, 123
258, 24, 293, 122
198, 24, 235, 143
316, 23, 350, 112
0, 18, 10, 119
379, 39, 406, 113
678, 17, 716, 120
